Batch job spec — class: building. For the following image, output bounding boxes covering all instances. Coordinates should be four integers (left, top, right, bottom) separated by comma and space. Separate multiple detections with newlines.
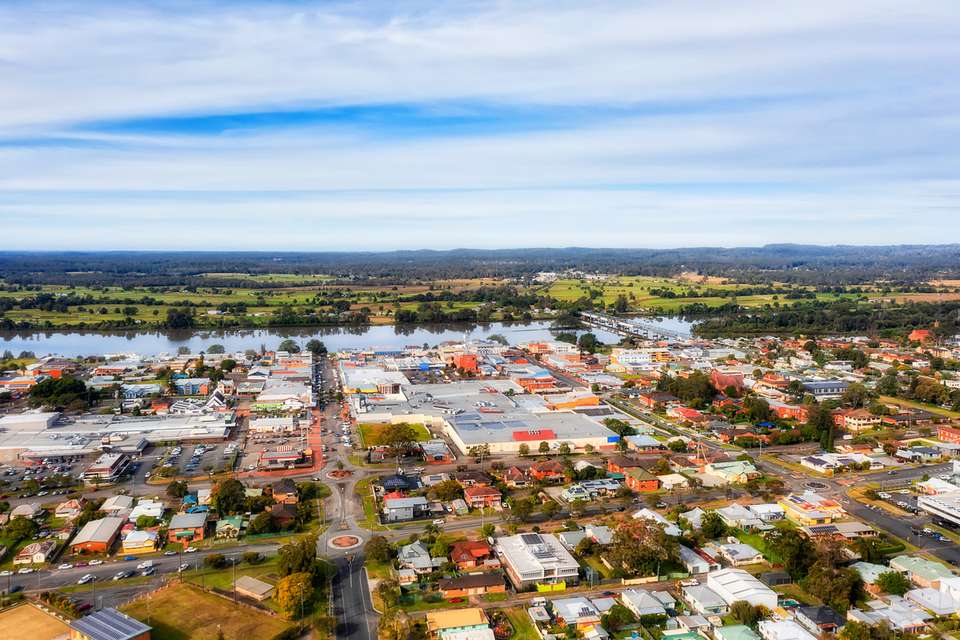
168, 512, 208, 547
496, 532, 580, 590
620, 588, 668, 618
450, 540, 496, 570
704, 461, 760, 484
68, 607, 152, 640
716, 625, 762, 640
778, 491, 844, 525
757, 620, 817, 640
463, 485, 502, 510
121, 530, 158, 555
889, 555, 955, 588
800, 380, 849, 399
796, 606, 845, 635
82, 453, 130, 483
679, 545, 720, 575
271, 478, 299, 505
425, 608, 491, 639
918, 491, 960, 527
382, 496, 429, 522
14, 540, 58, 566
438, 573, 505, 599
55, 498, 86, 521
215, 516, 243, 540
552, 597, 601, 630
235, 575, 275, 601
683, 584, 728, 615
71, 517, 124, 554
716, 543, 764, 567
706, 568, 778, 610
398, 540, 445, 574
101, 495, 134, 517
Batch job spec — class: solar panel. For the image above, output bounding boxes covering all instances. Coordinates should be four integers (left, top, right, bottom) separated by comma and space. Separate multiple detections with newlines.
520, 533, 542, 545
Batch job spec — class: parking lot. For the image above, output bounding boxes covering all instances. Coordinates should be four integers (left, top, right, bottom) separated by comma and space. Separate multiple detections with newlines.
153, 442, 238, 479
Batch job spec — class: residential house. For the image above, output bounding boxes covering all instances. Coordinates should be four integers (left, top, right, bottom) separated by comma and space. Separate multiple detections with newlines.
502, 466, 529, 488
382, 496, 429, 522
11, 503, 43, 520
55, 498, 87, 521
707, 568, 778, 610
796, 606, 845, 635
633, 509, 681, 536
100, 495, 134, 518
438, 573, 505, 600
271, 479, 299, 505
121, 530, 158, 555
398, 541, 444, 574
454, 470, 494, 488
847, 597, 931, 634
716, 543, 764, 567
704, 461, 760, 484
679, 545, 720, 575
552, 597, 601, 630
215, 516, 243, 540
449, 540, 497, 571
890, 555, 955, 588
623, 468, 660, 492
683, 584, 728, 615
14, 540, 58, 566
758, 620, 817, 640
167, 512, 208, 547
463, 485, 502, 510
527, 460, 565, 482
620, 588, 667, 618
716, 625, 762, 640
778, 491, 844, 525
425, 608, 491, 639
270, 503, 297, 528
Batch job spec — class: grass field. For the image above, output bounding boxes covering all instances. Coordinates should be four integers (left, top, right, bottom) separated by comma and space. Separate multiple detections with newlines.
504, 608, 541, 640
357, 422, 432, 448
878, 396, 960, 419
121, 583, 291, 640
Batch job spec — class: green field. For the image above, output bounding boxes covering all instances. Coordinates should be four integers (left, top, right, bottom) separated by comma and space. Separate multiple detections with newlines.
121, 583, 292, 640
357, 422, 432, 447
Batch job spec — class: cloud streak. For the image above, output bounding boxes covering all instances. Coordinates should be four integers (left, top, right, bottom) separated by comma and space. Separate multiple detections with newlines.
1, 0, 959, 248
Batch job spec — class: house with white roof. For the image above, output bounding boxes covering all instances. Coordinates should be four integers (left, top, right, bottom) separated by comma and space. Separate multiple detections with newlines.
706, 568, 778, 610
758, 620, 817, 640
620, 589, 667, 618
633, 508, 681, 536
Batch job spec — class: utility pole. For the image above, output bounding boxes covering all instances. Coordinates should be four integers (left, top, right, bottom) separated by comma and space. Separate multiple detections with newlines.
232, 554, 238, 603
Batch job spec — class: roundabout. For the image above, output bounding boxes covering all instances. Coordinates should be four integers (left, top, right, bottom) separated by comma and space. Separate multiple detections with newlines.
328, 534, 363, 550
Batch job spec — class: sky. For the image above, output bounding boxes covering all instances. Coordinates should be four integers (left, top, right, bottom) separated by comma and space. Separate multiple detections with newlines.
2, 0, 959, 250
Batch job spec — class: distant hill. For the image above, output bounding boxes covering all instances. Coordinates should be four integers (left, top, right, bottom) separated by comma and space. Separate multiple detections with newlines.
2, 244, 959, 284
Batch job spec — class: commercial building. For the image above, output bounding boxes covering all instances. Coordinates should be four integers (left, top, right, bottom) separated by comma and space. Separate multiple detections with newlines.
496, 532, 580, 590
82, 453, 131, 483
168, 512, 209, 546
68, 607, 152, 640
778, 491, 844, 525
71, 517, 124, 554
234, 576, 275, 602
918, 492, 960, 527
14, 540, 58, 565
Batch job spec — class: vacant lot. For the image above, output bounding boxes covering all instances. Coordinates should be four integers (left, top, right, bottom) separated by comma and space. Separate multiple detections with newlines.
0, 602, 71, 639
121, 583, 291, 640
358, 422, 432, 447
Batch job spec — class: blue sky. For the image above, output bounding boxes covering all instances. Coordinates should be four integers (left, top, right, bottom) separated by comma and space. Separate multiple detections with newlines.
2, 0, 959, 250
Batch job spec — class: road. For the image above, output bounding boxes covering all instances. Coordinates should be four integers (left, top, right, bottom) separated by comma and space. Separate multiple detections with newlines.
332, 555, 377, 640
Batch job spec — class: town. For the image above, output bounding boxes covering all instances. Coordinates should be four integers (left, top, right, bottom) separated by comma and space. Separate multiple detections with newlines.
1, 313, 960, 640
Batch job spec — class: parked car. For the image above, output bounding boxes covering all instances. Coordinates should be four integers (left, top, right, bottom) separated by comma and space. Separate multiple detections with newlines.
57, 563, 73, 570
77, 574, 95, 585
88, 559, 103, 566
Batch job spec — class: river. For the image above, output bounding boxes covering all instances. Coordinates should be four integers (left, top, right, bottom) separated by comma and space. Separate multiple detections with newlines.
0, 317, 696, 358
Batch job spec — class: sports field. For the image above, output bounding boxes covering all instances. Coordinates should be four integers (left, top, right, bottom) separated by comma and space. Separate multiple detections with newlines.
358, 422, 432, 447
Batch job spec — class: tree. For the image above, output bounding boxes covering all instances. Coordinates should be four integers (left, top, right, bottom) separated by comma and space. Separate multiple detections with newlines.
802, 542, 863, 613
510, 498, 535, 522
166, 480, 189, 499
877, 371, 899, 396
668, 439, 688, 452
700, 511, 728, 539
577, 333, 601, 354
212, 478, 246, 515
3, 515, 38, 542
538, 441, 550, 455
366, 535, 394, 563
651, 457, 672, 476
518, 443, 530, 457
841, 383, 870, 408
541, 500, 561, 519
729, 600, 767, 627
247, 511, 277, 535
220, 358, 237, 371
379, 423, 417, 458
278, 539, 317, 577
136, 515, 158, 528
766, 528, 815, 579
204, 553, 227, 569
600, 603, 636, 631
607, 519, 679, 578
480, 523, 496, 538
430, 539, 450, 557
242, 551, 262, 565
377, 578, 401, 609
305, 339, 327, 355
428, 479, 464, 502
276, 572, 313, 619
206, 344, 225, 354
744, 396, 771, 422
876, 570, 911, 596
839, 621, 875, 640
558, 442, 571, 456
277, 339, 301, 353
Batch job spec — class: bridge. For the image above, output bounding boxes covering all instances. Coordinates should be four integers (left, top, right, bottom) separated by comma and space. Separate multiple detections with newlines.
579, 311, 689, 340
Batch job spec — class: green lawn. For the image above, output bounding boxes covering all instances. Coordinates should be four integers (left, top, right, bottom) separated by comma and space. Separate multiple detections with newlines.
734, 529, 782, 564
354, 477, 387, 531
357, 423, 432, 448
504, 608, 541, 640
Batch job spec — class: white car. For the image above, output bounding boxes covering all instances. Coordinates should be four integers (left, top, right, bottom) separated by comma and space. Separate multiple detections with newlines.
163, 550, 177, 556
0, 571, 11, 577
17, 568, 34, 574
77, 574, 95, 585
185, 546, 198, 553
179, 563, 189, 572
58, 563, 73, 570
88, 559, 103, 566
136, 561, 153, 570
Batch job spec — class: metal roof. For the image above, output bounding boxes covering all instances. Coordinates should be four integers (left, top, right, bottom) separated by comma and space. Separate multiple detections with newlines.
69, 607, 151, 640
